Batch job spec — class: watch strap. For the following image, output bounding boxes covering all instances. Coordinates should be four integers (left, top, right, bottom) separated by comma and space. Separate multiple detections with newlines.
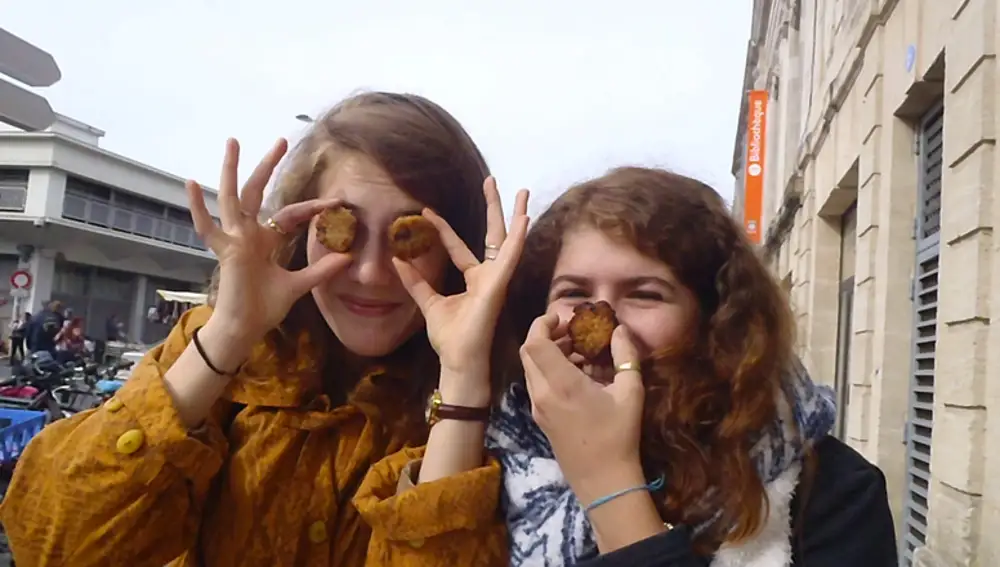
426, 390, 490, 425
435, 402, 491, 422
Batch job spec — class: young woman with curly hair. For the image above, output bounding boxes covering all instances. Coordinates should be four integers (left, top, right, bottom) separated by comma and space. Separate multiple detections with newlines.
488, 167, 897, 566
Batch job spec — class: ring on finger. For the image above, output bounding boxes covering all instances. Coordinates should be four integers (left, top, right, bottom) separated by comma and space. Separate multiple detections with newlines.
484, 242, 501, 260
264, 217, 286, 235
615, 360, 640, 374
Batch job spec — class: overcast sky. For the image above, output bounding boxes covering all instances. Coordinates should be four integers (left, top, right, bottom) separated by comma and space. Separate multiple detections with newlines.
8, 0, 751, 213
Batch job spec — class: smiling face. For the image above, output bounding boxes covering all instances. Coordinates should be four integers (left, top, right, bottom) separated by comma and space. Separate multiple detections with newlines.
546, 225, 697, 370
307, 153, 448, 357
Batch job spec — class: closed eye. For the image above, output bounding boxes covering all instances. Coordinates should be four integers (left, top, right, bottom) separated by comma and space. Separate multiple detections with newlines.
629, 290, 666, 301
554, 288, 589, 299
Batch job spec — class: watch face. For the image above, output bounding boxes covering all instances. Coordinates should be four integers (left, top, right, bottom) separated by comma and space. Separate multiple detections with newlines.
425, 390, 442, 424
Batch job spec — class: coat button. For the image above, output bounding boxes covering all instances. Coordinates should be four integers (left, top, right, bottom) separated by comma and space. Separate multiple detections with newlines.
308, 521, 328, 544
104, 398, 124, 412
408, 538, 425, 548
115, 429, 145, 455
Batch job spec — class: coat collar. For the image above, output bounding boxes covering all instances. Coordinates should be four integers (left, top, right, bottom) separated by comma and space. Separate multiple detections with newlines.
711, 462, 800, 567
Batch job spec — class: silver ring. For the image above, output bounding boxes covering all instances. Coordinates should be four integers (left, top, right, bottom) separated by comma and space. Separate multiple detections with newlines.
484, 242, 500, 260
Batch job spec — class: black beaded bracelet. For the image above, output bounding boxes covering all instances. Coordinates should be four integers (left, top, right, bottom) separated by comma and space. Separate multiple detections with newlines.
192, 326, 242, 376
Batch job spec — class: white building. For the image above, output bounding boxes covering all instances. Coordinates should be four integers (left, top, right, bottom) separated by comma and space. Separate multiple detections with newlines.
0, 114, 219, 344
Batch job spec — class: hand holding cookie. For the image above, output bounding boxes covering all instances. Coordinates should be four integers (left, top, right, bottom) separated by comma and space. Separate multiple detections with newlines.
186, 138, 352, 346
393, 177, 530, 385
520, 312, 646, 506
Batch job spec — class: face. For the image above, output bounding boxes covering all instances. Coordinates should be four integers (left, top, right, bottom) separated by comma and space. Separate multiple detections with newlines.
307, 154, 448, 357
547, 226, 697, 375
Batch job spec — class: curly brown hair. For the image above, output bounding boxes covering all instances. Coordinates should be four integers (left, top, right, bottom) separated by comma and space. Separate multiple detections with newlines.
209, 92, 502, 443
506, 166, 796, 551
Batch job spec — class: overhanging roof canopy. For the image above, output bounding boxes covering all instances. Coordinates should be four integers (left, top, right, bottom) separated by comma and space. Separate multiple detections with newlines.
156, 290, 208, 305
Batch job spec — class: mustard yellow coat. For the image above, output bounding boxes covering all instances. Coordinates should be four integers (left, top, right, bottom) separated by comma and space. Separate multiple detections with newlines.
0, 307, 507, 567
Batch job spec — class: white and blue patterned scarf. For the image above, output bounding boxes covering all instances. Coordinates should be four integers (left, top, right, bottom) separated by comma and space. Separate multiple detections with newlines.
485, 358, 836, 566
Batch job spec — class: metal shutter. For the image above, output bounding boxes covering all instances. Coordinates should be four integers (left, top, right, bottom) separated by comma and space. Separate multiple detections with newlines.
902, 103, 943, 565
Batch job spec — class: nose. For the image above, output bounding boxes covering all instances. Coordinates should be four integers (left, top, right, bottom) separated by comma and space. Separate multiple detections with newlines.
350, 238, 395, 287
590, 291, 617, 311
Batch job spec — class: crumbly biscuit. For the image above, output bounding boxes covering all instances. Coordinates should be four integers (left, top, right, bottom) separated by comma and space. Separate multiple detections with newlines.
314, 205, 357, 253
388, 215, 439, 260
567, 301, 619, 361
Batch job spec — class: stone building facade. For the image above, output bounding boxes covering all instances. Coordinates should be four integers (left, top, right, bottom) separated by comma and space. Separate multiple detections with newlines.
732, 1, 1000, 565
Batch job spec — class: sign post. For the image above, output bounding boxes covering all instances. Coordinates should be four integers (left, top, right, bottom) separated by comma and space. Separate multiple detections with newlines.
743, 90, 769, 244
0, 28, 61, 131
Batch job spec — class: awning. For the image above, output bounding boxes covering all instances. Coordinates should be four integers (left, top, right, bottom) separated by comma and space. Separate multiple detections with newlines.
156, 289, 208, 305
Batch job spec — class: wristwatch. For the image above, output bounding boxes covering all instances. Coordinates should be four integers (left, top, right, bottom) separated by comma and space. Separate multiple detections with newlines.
424, 389, 491, 426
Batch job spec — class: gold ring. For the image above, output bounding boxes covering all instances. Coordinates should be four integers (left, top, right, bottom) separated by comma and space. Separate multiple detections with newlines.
484, 250, 499, 261
485, 243, 501, 250
265, 217, 286, 235
615, 361, 640, 374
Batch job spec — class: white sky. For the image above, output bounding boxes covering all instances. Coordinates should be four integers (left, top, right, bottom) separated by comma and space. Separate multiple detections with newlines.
7, 0, 752, 214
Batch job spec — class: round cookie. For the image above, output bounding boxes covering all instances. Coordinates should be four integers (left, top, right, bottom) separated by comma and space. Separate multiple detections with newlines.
567, 301, 619, 362
388, 215, 439, 261
315, 205, 357, 253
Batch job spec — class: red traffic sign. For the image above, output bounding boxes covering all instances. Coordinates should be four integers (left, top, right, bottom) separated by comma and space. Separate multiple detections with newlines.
10, 270, 32, 290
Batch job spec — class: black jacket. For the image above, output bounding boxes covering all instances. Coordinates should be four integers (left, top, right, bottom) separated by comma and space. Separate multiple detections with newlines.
577, 436, 897, 567
27, 310, 63, 353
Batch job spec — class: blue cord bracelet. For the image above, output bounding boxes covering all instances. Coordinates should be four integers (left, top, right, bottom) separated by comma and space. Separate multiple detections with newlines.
584, 474, 666, 513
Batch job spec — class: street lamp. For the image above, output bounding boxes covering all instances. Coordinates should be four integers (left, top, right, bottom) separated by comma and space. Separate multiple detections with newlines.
295, 114, 314, 124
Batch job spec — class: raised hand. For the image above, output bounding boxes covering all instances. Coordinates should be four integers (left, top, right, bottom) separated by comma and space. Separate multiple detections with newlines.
392, 177, 530, 401
519, 313, 647, 506
187, 138, 351, 345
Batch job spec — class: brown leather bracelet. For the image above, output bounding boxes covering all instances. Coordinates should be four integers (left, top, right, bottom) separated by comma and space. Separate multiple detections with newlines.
425, 390, 490, 426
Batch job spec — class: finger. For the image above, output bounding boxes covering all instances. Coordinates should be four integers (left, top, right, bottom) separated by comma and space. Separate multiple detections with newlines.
289, 252, 352, 297
240, 138, 289, 219
608, 326, 644, 400
483, 176, 507, 247
186, 180, 221, 247
218, 139, 243, 229
269, 198, 343, 233
423, 208, 478, 271
525, 312, 561, 343
494, 190, 531, 272
519, 353, 546, 417
522, 334, 585, 397
609, 325, 641, 369
554, 335, 574, 357
391, 257, 441, 312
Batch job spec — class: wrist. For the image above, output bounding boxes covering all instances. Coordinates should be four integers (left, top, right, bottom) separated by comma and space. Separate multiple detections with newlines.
196, 316, 258, 373
437, 366, 492, 408
570, 460, 648, 509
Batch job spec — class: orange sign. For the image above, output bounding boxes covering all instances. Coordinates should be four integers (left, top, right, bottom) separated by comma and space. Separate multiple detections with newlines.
743, 90, 768, 244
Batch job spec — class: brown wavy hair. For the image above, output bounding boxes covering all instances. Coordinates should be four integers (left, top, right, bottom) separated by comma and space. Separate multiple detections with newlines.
506, 166, 796, 552
209, 92, 502, 443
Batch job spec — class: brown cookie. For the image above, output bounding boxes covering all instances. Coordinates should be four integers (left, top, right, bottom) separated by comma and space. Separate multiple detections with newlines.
567, 301, 619, 362
388, 215, 439, 260
315, 205, 357, 253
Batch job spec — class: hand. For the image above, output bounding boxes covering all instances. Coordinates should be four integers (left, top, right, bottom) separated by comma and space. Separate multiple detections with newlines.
393, 177, 530, 398
187, 138, 351, 349
519, 313, 647, 506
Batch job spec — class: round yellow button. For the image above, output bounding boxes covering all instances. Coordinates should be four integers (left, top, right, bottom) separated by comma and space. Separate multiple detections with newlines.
115, 429, 145, 455
104, 398, 124, 412
308, 521, 327, 544
408, 538, 426, 548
